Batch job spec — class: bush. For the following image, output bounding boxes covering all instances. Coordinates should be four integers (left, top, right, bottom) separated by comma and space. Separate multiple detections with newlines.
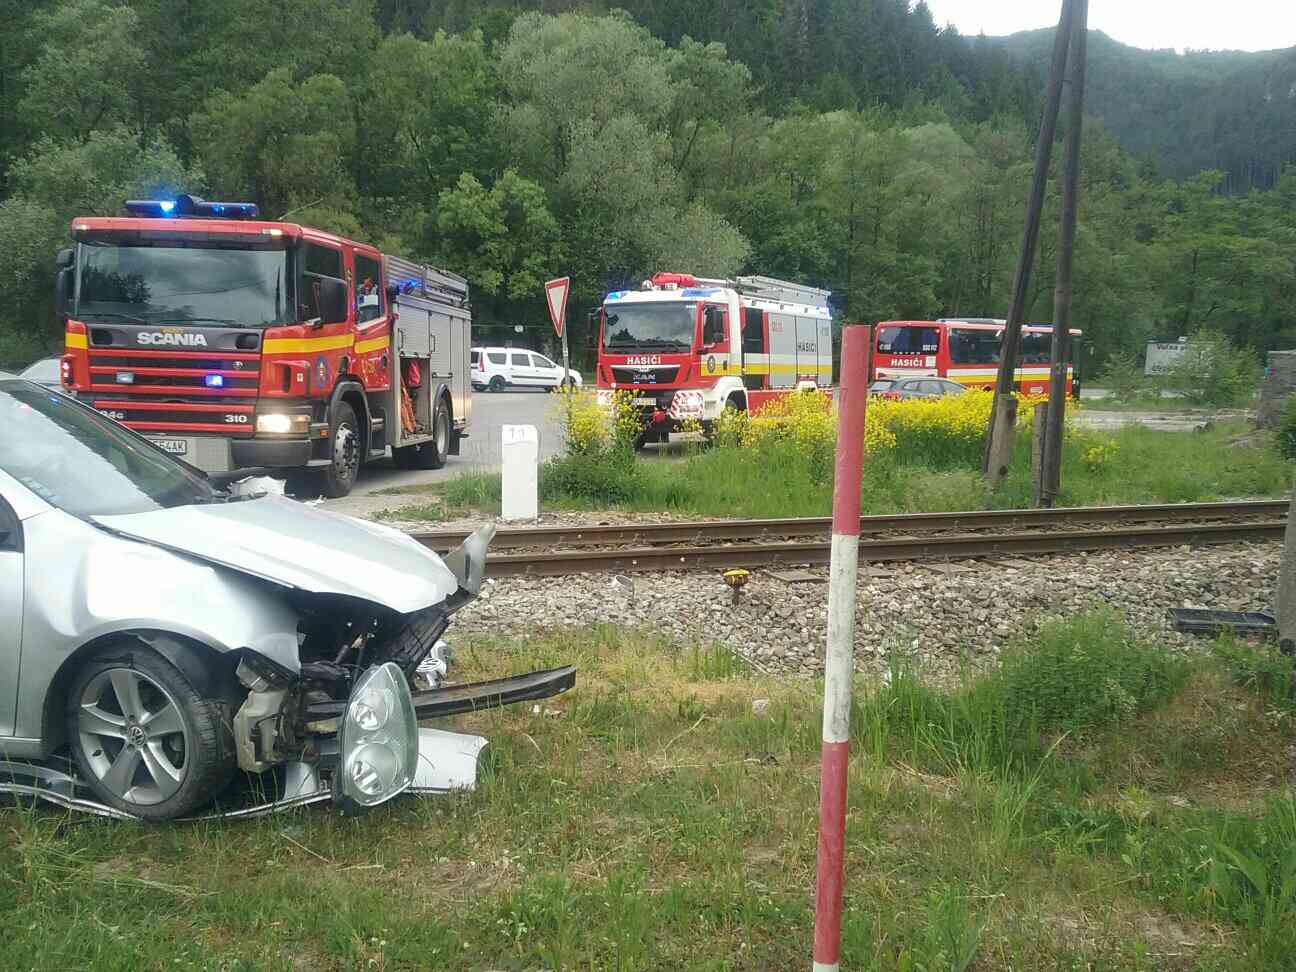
551, 386, 641, 456
1158, 330, 1261, 407
540, 448, 643, 504
1276, 395, 1296, 460
1097, 349, 1147, 403
856, 608, 1191, 773
983, 608, 1191, 738
1211, 635, 1295, 707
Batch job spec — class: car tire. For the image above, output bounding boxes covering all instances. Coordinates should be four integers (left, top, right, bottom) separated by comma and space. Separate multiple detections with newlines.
488, 376, 506, 392
315, 401, 361, 498
563, 377, 576, 390
394, 397, 450, 470
65, 644, 236, 821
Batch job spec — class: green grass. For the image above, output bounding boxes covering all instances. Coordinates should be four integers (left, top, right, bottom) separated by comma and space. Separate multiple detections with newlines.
3, 612, 1293, 969
385, 419, 1290, 522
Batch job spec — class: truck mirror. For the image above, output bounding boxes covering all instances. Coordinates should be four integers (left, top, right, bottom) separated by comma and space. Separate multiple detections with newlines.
385, 284, 400, 305
53, 268, 72, 319
55, 247, 74, 269
319, 277, 349, 325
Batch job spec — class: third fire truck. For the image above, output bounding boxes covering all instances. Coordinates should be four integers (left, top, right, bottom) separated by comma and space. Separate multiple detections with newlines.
596, 272, 833, 442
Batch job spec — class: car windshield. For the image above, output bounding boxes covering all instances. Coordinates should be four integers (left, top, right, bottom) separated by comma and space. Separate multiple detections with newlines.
75, 239, 293, 327
0, 381, 215, 516
602, 301, 696, 351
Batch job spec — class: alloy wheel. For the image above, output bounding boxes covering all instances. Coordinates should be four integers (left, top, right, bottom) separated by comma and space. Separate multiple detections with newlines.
75, 668, 190, 806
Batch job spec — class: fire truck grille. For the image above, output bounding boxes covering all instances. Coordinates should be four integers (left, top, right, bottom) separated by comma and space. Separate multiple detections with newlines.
88, 354, 259, 372
84, 347, 263, 435
611, 365, 680, 385
91, 404, 256, 427
97, 373, 260, 391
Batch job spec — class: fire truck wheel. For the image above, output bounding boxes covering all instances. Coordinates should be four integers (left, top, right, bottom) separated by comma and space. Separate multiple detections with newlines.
394, 397, 450, 470
317, 401, 361, 498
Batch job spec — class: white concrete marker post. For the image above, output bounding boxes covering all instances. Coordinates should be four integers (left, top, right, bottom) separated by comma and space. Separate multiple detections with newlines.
501, 424, 539, 521
812, 325, 871, 972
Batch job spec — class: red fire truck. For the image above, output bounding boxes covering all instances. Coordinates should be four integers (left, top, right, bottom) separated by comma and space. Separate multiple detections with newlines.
872, 319, 1083, 396
596, 272, 833, 441
55, 195, 472, 497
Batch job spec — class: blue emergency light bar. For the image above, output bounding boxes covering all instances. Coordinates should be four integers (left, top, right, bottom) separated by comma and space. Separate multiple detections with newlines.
124, 194, 260, 220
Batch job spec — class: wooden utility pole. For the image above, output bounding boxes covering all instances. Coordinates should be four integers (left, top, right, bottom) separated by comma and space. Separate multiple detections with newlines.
983, 0, 1075, 486
1039, 0, 1089, 506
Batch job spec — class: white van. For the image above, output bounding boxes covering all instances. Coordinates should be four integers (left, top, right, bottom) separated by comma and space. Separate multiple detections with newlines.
470, 347, 583, 392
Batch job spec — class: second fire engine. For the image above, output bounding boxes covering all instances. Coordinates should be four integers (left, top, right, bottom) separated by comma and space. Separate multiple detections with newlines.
596, 272, 833, 443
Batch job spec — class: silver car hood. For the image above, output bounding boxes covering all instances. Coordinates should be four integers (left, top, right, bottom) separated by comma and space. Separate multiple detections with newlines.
93, 496, 458, 615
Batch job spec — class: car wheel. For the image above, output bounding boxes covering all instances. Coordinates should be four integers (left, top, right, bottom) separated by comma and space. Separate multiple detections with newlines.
66, 645, 236, 820
563, 377, 576, 390
316, 401, 361, 498
488, 376, 506, 393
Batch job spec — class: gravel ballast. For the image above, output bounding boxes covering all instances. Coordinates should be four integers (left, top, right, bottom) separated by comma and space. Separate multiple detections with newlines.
451, 542, 1279, 679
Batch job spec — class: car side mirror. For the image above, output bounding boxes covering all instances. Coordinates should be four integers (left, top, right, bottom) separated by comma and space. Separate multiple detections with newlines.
56, 247, 74, 269
54, 268, 73, 319
319, 277, 349, 326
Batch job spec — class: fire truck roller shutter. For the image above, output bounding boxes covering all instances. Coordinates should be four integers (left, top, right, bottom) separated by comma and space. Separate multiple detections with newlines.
767, 312, 797, 388
818, 318, 832, 386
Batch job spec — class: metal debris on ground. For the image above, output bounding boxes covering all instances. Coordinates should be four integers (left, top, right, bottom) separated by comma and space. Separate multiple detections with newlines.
768, 569, 822, 584
1169, 608, 1276, 638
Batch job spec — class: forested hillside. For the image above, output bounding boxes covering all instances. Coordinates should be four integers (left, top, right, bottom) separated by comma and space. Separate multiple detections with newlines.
994, 28, 1296, 192
0, 0, 1292, 371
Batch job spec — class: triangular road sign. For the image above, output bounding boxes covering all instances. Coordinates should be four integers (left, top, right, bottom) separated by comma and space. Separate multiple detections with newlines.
545, 277, 570, 338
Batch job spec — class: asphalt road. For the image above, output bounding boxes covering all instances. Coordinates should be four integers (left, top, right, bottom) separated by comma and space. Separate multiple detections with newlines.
349, 388, 564, 496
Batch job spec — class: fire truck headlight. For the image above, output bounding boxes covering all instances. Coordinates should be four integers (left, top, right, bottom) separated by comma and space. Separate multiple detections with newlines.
256, 412, 310, 435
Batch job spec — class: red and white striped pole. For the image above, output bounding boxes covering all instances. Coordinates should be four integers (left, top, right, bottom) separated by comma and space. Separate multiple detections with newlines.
813, 324, 871, 972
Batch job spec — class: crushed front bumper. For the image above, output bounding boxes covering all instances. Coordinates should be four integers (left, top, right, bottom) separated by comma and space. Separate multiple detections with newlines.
0, 665, 576, 821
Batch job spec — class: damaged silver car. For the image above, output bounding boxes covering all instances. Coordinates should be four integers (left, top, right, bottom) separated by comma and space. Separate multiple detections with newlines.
0, 377, 573, 820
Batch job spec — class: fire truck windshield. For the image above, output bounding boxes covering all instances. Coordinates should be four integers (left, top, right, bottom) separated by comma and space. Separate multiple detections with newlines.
602, 301, 696, 352
74, 239, 293, 328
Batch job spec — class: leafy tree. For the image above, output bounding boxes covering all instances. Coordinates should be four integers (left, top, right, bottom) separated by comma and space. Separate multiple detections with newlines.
0, 128, 196, 353
434, 170, 562, 303
358, 31, 498, 212
18, 0, 145, 140
190, 69, 356, 221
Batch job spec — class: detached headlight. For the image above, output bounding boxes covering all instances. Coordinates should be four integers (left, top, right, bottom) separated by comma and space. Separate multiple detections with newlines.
339, 662, 417, 808
256, 412, 310, 435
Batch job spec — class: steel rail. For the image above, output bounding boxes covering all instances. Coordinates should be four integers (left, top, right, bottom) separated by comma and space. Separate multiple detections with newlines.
475, 521, 1284, 577
411, 500, 1289, 552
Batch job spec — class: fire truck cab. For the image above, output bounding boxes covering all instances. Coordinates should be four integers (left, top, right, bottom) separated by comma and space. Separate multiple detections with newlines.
55, 196, 471, 497
597, 272, 832, 441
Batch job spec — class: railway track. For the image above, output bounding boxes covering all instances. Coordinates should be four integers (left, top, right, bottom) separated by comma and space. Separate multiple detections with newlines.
411, 500, 1288, 577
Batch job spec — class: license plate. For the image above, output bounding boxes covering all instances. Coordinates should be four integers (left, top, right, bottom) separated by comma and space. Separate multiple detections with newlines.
633, 397, 657, 406
150, 438, 188, 456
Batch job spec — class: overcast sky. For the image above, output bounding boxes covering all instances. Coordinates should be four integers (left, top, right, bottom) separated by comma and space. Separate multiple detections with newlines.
922, 0, 1296, 53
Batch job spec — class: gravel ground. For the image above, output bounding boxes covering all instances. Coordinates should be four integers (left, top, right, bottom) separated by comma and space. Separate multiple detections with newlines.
451, 542, 1279, 680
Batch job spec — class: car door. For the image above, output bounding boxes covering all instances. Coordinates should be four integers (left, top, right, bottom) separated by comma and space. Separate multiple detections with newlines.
531, 353, 560, 387
508, 351, 535, 386
0, 493, 23, 737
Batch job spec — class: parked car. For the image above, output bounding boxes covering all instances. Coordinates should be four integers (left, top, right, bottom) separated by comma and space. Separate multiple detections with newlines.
471, 347, 582, 392
869, 377, 967, 400
19, 356, 63, 390
0, 373, 573, 820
